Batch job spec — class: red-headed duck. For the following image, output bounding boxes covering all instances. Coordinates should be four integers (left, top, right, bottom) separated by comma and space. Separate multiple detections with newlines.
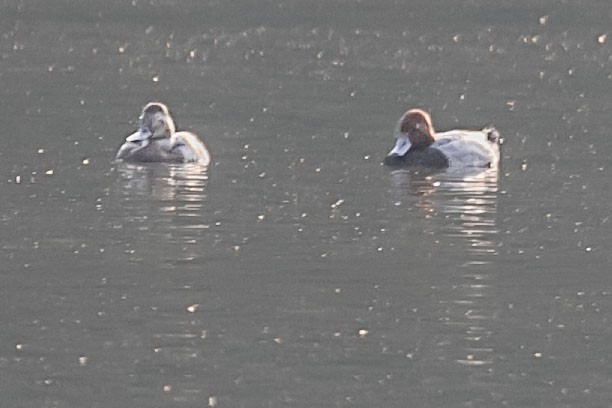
384, 109, 500, 168
116, 102, 211, 165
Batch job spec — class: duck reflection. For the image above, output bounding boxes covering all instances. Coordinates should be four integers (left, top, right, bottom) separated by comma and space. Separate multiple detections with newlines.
110, 162, 210, 265
389, 167, 499, 251
115, 162, 208, 201
389, 167, 499, 368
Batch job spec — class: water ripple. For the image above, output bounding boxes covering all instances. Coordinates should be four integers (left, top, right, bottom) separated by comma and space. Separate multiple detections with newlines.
389, 167, 500, 368
108, 162, 210, 266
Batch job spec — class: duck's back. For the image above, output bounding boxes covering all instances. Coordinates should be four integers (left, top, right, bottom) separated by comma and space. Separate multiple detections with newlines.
171, 132, 211, 165
433, 128, 500, 168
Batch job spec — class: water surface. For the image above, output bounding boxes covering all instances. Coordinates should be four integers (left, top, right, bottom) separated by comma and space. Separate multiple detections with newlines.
2, 1, 612, 407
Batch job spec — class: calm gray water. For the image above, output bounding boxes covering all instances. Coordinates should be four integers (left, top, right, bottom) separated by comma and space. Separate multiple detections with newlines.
2, 1, 612, 407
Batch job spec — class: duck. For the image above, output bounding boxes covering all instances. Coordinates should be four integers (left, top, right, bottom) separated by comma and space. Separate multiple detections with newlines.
116, 102, 211, 165
383, 109, 500, 169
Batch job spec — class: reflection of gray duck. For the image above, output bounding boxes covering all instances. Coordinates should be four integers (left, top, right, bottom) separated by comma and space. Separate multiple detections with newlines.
384, 109, 500, 169
116, 102, 211, 165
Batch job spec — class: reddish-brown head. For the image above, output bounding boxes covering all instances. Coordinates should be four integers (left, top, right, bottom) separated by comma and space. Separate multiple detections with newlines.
387, 109, 435, 157
397, 109, 435, 148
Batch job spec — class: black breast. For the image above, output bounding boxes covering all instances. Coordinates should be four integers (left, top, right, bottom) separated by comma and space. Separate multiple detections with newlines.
384, 147, 449, 168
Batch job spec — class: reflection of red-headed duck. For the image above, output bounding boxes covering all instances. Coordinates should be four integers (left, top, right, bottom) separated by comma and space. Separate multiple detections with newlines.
384, 109, 500, 168
116, 102, 211, 165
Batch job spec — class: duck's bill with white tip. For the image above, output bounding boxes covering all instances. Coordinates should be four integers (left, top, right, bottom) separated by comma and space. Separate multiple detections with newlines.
126, 127, 153, 142
388, 134, 412, 157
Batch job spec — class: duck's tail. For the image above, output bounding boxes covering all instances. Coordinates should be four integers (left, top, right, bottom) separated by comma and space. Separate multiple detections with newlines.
482, 125, 501, 145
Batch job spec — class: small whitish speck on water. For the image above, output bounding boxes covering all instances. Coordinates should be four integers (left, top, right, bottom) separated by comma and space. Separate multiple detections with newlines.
597, 33, 607, 44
